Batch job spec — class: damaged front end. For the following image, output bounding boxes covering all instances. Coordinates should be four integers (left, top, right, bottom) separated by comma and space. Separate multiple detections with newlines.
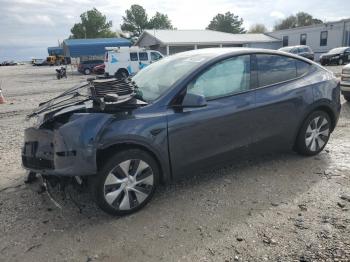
22, 77, 146, 179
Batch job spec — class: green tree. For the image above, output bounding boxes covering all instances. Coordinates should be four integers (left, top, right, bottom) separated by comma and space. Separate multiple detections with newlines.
148, 12, 173, 29
207, 12, 246, 34
121, 6, 174, 37
248, 23, 268, 33
274, 12, 323, 31
121, 5, 149, 37
70, 8, 116, 38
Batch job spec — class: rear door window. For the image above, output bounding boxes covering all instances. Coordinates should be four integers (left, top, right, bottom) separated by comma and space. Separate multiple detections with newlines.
139, 52, 148, 61
257, 54, 297, 87
130, 52, 138, 61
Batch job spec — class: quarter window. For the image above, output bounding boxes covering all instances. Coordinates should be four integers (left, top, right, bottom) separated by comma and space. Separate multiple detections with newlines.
300, 34, 307, 45
320, 31, 328, 46
187, 55, 251, 100
296, 60, 311, 77
257, 54, 297, 87
283, 36, 289, 47
130, 52, 138, 61
139, 52, 148, 61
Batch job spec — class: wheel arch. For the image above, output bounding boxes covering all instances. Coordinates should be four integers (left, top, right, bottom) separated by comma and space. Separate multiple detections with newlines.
96, 142, 170, 184
115, 68, 129, 76
293, 101, 337, 149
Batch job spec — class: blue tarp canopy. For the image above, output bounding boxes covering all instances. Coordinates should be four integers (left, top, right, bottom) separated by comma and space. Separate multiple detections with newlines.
48, 47, 63, 56
63, 38, 131, 57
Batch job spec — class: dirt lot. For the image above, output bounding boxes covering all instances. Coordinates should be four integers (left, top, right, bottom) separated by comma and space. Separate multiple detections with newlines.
0, 64, 349, 262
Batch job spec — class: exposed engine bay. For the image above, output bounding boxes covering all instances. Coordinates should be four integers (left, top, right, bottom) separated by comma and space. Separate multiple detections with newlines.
23, 77, 148, 211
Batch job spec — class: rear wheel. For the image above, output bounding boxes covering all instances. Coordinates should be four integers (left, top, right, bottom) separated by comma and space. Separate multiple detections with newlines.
84, 68, 91, 75
93, 149, 159, 216
115, 69, 129, 79
295, 111, 331, 156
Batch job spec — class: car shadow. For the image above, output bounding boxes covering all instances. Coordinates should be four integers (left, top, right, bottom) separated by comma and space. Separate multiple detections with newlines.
20, 150, 331, 221
0, 149, 333, 260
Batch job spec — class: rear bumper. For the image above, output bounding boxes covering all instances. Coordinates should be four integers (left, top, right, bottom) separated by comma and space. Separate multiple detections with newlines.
340, 73, 350, 95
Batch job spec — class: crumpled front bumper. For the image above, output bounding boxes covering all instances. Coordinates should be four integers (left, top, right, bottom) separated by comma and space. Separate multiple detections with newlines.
22, 113, 112, 177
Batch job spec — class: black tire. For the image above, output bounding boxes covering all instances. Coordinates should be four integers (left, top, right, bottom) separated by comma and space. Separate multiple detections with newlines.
84, 68, 91, 75
344, 95, 350, 102
115, 69, 129, 79
93, 149, 159, 216
295, 111, 331, 156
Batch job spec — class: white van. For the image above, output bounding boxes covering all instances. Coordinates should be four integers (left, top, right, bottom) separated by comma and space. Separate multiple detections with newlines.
104, 47, 163, 78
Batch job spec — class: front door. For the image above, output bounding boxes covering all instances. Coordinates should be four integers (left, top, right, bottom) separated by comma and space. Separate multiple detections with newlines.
167, 55, 256, 177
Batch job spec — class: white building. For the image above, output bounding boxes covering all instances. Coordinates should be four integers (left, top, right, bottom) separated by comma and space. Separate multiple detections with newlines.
268, 18, 350, 60
135, 30, 281, 55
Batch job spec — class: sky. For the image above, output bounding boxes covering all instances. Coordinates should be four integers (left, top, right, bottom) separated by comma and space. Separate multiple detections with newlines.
0, 0, 349, 61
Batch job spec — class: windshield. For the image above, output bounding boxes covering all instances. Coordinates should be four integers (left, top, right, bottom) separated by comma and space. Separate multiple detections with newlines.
132, 52, 214, 102
328, 47, 348, 54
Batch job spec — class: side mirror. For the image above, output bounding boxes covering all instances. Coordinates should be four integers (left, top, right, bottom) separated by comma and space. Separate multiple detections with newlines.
181, 93, 207, 108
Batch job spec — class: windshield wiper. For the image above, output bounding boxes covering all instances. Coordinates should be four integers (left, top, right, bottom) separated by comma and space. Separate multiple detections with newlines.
27, 92, 90, 118
38, 82, 90, 107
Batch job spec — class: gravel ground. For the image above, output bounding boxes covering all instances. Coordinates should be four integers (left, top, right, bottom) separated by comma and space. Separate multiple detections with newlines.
0, 64, 349, 262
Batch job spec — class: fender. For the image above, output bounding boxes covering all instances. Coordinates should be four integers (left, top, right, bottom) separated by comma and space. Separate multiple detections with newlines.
293, 98, 340, 145
96, 118, 172, 183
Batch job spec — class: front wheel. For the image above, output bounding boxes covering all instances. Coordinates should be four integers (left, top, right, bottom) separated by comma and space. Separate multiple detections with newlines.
93, 149, 159, 216
295, 111, 331, 156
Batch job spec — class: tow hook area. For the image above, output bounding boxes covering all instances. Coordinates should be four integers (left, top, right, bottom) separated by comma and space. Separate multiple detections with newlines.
28, 173, 90, 213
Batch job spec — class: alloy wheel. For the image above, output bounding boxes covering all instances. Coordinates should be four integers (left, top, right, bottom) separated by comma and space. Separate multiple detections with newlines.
103, 159, 154, 211
305, 116, 330, 152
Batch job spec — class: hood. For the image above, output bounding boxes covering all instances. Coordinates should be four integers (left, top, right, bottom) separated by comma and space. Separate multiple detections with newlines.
27, 78, 147, 126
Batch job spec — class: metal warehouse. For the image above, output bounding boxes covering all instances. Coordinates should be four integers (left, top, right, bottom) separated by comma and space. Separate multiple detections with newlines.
135, 30, 282, 55
63, 38, 131, 58
268, 18, 350, 60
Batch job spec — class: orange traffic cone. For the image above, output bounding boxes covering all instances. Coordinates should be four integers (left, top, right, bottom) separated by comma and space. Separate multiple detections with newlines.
0, 88, 5, 104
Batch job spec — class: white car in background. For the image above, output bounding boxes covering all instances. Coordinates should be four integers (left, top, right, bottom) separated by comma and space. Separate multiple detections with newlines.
341, 64, 350, 102
104, 46, 163, 78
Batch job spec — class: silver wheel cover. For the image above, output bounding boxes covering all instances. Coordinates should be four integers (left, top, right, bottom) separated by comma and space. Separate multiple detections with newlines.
305, 116, 330, 152
103, 159, 154, 210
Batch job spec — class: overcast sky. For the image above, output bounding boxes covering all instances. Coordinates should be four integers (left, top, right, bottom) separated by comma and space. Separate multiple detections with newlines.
0, 0, 349, 61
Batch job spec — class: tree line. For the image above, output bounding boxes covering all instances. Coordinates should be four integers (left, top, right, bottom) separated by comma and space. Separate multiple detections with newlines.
70, 6, 324, 39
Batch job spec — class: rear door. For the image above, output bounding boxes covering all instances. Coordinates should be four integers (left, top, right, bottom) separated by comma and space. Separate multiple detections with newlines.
167, 55, 256, 177
252, 54, 311, 150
